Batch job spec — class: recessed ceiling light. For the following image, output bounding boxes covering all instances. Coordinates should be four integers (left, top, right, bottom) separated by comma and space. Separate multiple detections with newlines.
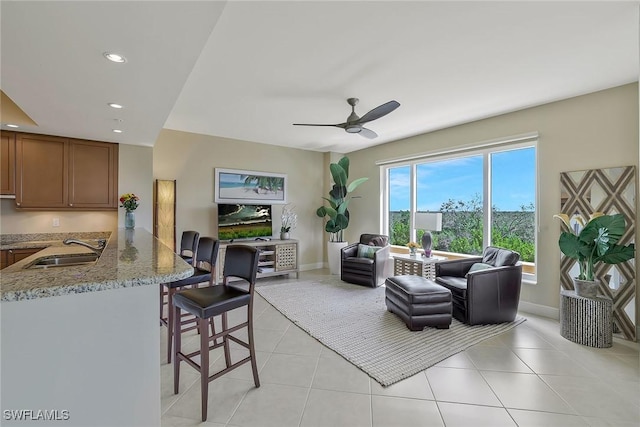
5, 124, 19, 128
108, 103, 123, 109
112, 129, 123, 133
103, 52, 126, 63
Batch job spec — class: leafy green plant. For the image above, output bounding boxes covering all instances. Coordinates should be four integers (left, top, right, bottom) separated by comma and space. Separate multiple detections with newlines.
316, 156, 368, 242
554, 212, 635, 281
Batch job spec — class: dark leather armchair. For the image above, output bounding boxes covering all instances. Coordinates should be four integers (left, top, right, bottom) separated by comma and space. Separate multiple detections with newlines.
341, 234, 390, 287
435, 246, 522, 325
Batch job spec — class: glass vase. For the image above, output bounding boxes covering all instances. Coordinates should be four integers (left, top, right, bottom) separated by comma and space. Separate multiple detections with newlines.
125, 211, 135, 229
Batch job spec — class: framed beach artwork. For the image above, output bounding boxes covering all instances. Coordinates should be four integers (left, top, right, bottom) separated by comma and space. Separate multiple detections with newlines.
215, 168, 287, 204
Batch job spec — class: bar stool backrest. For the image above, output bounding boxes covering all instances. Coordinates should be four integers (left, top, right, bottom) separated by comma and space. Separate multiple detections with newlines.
223, 245, 259, 285
194, 237, 220, 274
180, 231, 200, 261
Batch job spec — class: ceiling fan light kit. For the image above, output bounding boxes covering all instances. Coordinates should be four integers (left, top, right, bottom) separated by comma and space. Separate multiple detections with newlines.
293, 97, 400, 139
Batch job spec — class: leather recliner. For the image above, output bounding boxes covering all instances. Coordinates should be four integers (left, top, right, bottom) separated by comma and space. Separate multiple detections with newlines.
341, 234, 390, 288
435, 246, 522, 325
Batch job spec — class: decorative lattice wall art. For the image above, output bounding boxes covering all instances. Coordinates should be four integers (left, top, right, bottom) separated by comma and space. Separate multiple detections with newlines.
559, 165, 636, 341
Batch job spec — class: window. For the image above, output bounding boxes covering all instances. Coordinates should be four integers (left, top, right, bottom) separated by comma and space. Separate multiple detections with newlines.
490, 147, 536, 264
383, 139, 537, 277
417, 155, 484, 255
387, 166, 410, 245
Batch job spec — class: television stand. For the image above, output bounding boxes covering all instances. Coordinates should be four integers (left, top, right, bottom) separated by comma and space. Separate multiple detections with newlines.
215, 239, 299, 284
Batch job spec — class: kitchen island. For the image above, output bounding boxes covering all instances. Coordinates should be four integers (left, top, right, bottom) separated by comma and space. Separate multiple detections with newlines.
1, 229, 192, 426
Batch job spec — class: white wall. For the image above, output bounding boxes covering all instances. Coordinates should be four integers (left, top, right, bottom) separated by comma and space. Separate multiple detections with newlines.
118, 144, 153, 232
153, 130, 326, 270
347, 83, 639, 317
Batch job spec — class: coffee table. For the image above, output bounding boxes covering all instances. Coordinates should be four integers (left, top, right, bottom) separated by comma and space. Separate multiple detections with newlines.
392, 253, 447, 280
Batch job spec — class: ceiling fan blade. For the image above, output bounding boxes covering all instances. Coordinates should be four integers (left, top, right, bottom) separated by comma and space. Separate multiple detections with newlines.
293, 123, 348, 130
359, 127, 378, 139
292, 123, 341, 127
357, 100, 400, 124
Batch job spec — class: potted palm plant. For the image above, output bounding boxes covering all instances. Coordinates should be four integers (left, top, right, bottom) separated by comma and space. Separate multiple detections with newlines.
316, 156, 368, 274
554, 212, 635, 298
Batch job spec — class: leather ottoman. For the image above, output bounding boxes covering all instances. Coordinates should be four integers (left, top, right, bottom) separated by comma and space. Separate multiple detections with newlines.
385, 275, 452, 331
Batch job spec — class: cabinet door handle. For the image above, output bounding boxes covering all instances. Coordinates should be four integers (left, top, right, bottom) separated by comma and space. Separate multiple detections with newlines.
16, 202, 20, 206
69, 203, 73, 207
9, 250, 13, 254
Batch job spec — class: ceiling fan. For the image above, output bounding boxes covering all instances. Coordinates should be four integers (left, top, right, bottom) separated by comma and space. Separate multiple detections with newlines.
293, 98, 400, 139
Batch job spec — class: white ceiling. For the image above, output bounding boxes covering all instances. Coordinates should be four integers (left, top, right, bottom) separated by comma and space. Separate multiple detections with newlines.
1, 1, 638, 154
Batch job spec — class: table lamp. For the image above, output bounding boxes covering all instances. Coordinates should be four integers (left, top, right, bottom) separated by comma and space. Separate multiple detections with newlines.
415, 212, 442, 257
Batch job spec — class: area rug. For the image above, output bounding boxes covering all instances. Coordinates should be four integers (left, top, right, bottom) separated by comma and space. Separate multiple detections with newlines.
256, 278, 525, 386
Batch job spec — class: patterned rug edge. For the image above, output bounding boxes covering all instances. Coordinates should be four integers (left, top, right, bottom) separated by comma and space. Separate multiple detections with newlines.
256, 280, 527, 387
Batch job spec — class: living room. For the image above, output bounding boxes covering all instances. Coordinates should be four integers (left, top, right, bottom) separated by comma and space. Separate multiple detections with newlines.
1, 1, 639, 426
2, 2, 638, 323
153, 81, 638, 322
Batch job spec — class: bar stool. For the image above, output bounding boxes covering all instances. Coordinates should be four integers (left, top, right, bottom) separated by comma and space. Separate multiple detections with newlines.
179, 230, 200, 265
160, 236, 219, 363
161, 231, 200, 327
172, 245, 260, 422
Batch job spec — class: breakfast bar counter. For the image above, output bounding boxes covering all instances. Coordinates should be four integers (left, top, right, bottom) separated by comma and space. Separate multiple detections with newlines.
1, 229, 192, 426
1, 229, 192, 301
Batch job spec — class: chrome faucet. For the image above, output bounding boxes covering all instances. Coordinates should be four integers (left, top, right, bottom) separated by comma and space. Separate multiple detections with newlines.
63, 238, 107, 255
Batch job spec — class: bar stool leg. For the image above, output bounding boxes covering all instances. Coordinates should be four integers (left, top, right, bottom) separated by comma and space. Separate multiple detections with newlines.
173, 304, 181, 395
222, 312, 231, 368
247, 304, 260, 387
159, 285, 164, 326
209, 317, 218, 346
167, 287, 175, 363
193, 284, 201, 336
199, 317, 210, 422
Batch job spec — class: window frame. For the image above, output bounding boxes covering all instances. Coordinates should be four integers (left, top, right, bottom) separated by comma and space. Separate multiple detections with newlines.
380, 137, 538, 282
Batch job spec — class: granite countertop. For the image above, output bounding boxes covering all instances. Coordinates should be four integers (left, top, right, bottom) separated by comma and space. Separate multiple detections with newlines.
0, 229, 193, 302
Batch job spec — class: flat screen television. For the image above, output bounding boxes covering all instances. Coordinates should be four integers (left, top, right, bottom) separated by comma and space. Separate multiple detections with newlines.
217, 204, 272, 241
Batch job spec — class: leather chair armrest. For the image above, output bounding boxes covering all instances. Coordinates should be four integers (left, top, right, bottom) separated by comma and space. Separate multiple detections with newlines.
341, 242, 359, 259
466, 263, 523, 325
435, 257, 482, 277
372, 244, 390, 287
373, 244, 390, 264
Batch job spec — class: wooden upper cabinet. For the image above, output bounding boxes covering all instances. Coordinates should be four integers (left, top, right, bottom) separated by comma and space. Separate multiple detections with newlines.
1, 131, 16, 195
68, 139, 118, 208
16, 133, 68, 208
15, 133, 118, 210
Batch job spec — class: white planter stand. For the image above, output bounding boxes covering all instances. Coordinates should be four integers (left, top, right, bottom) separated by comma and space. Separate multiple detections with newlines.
327, 241, 348, 275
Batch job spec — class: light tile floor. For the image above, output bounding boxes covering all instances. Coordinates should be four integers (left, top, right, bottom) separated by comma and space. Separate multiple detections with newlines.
161, 270, 640, 427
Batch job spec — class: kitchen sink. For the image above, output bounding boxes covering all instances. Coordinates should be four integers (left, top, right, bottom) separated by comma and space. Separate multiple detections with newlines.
25, 253, 99, 269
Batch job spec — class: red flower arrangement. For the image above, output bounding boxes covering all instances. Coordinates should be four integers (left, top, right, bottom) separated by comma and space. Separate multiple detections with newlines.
119, 193, 140, 212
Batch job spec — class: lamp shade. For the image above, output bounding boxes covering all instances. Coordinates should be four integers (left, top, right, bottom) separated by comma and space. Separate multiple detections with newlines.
415, 212, 442, 231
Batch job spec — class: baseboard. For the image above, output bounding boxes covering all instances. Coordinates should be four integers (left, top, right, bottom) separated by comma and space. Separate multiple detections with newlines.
299, 262, 325, 272
519, 300, 559, 320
